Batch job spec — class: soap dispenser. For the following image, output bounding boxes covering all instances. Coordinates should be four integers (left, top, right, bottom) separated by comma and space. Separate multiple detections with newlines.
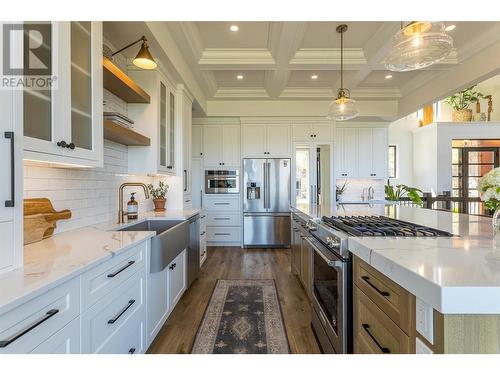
127, 192, 138, 220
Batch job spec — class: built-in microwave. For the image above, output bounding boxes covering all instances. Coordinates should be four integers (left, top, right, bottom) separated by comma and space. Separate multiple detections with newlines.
205, 170, 240, 194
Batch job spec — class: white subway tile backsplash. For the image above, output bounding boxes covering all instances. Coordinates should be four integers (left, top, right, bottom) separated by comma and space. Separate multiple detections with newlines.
23, 140, 164, 235
336, 178, 386, 202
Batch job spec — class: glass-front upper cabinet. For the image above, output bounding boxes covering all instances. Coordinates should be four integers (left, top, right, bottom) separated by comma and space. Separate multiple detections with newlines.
158, 79, 176, 173
23, 21, 103, 167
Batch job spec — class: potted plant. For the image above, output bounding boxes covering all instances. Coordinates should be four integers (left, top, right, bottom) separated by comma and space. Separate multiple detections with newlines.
444, 85, 484, 122
478, 167, 500, 230
147, 181, 169, 212
336, 180, 349, 202
385, 180, 423, 205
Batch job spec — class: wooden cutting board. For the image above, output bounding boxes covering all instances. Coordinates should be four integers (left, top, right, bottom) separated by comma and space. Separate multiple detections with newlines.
24, 198, 72, 245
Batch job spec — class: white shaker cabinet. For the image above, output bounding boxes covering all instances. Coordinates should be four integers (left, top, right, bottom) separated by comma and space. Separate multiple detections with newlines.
202, 124, 240, 167
335, 126, 388, 179
0, 37, 23, 274
23, 21, 103, 167
242, 123, 291, 158
292, 123, 333, 142
192, 125, 203, 158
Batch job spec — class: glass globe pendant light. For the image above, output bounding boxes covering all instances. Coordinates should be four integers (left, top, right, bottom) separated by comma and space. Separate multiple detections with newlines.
385, 21, 453, 72
327, 24, 359, 121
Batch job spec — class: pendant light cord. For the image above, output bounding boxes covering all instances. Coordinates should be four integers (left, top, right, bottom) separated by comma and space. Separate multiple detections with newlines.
340, 28, 343, 89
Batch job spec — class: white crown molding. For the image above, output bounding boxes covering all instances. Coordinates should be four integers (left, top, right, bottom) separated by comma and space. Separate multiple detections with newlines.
240, 116, 334, 125
192, 117, 241, 125
199, 48, 276, 70
289, 48, 367, 68
280, 87, 401, 99
214, 87, 270, 99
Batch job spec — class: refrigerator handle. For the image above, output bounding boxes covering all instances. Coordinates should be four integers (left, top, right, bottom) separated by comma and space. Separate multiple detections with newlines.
266, 162, 271, 209
263, 162, 267, 209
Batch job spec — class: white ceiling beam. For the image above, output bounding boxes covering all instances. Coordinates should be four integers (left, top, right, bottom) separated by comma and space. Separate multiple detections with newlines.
289, 48, 367, 69
198, 48, 276, 70
280, 87, 401, 99
214, 88, 270, 99
264, 22, 308, 98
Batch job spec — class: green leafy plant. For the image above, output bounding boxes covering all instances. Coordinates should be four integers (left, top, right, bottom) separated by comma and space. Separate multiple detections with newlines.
147, 181, 169, 200
336, 180, 349, 199
385, 180, 423, 205
444, 85, 484, 111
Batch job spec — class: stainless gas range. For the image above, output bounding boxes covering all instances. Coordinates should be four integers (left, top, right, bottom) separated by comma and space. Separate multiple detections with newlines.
309, 215, 453, 354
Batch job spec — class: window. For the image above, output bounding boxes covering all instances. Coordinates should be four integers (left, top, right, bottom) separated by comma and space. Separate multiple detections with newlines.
388, 145, 397, 178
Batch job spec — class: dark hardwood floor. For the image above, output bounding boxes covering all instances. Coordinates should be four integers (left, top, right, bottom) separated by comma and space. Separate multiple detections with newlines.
147, 246, 321, 354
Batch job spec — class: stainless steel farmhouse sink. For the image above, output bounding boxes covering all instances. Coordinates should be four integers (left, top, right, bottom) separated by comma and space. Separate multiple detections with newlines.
118, 219, 189, 273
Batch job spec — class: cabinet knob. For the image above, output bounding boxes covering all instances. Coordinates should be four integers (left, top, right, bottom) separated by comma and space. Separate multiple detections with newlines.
67, 142, 75, 150
57, 141, 67, 148
200, 153, 203, 156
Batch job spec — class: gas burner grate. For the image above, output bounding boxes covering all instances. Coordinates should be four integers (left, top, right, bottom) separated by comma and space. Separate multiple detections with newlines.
321, 216, 453, 237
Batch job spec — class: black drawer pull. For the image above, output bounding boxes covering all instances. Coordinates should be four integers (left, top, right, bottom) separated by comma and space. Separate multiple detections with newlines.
214, 202, 230, 205
128, 348, 136, 354
107, 261, 135, 278
169, 263, 176, 270
361, 276, 390, 297
0, 309, 59, 348
214, 217, 230, 220
200, 231, 206, 236
362, 324, 390, 353
4, 132, 14, 208
108, 300, 135, 324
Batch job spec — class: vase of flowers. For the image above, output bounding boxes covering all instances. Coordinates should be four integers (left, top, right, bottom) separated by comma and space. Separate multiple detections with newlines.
336, 180, 349, 202
478, 167, 500, 230
147, 181, 169, 212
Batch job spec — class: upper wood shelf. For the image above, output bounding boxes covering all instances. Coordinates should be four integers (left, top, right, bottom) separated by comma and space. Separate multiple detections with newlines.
103, 57, 151, 104
103, 119, 151, 146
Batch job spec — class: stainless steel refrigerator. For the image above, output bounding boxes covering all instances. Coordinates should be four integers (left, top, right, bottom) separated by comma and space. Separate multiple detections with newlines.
243, 158, 291, 247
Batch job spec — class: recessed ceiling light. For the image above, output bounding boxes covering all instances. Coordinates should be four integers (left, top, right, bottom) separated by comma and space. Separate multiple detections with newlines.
236, 74, 244, 80
445, 24, 456, 32
385, 74, 393, 79
230, 25, 239, 32
311, 75, 318, 80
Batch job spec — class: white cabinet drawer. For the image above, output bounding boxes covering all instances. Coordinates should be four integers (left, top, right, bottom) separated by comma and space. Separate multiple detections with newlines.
183, 194, 192, 209
204, 197, 240, 211
97, 307, 145, 354
81, 241, 146, 309
207, 212, 241, 227
200, 212, 207, 231
30, 318, 81, 354
207, 227, 241, 242
81, 270, 145, 353
0, 277, 80, 354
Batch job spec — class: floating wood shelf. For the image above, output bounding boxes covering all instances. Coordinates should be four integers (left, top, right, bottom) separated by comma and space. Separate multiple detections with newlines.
103, 119, 151, 146
103, 57, 151, 104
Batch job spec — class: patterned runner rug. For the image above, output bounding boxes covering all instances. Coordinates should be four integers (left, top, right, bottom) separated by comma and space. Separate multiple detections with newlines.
191, 279, 290, 354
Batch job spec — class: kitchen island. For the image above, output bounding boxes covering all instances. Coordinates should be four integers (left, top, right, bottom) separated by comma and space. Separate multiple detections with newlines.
292, 203, 500, 353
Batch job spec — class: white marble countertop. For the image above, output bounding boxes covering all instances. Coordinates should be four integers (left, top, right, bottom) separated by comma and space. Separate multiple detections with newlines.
294, 203, 500, 314
0, 208, 201, 315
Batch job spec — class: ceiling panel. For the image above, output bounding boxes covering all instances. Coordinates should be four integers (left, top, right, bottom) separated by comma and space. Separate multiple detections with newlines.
359, 70, 421, 87
300, 22, 386, 48
196, 22, 270, 48
213, 70, 265, 87
287, 70, 339, 87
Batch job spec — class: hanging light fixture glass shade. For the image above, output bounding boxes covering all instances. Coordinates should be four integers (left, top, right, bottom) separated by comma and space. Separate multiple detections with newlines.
327, 88, 359, 120
385, 21, 453, 72
327, 24, 359, 121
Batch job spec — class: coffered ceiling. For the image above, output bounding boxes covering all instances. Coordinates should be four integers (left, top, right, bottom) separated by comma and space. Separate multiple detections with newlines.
104, 21, 500, 119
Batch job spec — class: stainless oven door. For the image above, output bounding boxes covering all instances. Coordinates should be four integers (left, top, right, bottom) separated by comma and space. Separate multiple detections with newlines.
205, 176, 239, 194
308, 236, 347, 354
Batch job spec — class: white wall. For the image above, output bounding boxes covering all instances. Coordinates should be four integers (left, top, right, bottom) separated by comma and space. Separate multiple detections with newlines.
24, 140, 168, 234
388, 113, 420, 187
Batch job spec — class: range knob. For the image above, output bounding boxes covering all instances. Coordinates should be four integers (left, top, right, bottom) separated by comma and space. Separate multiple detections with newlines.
326, 236, 340, 249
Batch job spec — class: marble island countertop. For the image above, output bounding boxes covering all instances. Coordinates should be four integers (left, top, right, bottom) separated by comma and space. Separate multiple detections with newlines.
293, 203, 500, 314
0, 208, 201, 314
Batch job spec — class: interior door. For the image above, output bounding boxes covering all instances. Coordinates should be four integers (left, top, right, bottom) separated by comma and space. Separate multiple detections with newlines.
268, 158, 291, 213
243, 158, 266, 212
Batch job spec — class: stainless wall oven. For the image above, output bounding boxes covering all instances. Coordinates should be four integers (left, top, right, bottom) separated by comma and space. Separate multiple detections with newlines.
307, 233, 352, 354
205, 170, 239, 194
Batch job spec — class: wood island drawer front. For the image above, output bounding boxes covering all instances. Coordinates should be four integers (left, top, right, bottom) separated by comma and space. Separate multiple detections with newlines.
207, 213, 241, 227
81, 270, 145, 353
354, 286, 411, 354
0, 277, 80, 354
81, 242, 146, 309
207, 227, 241, 242
354, 257, 414, 335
